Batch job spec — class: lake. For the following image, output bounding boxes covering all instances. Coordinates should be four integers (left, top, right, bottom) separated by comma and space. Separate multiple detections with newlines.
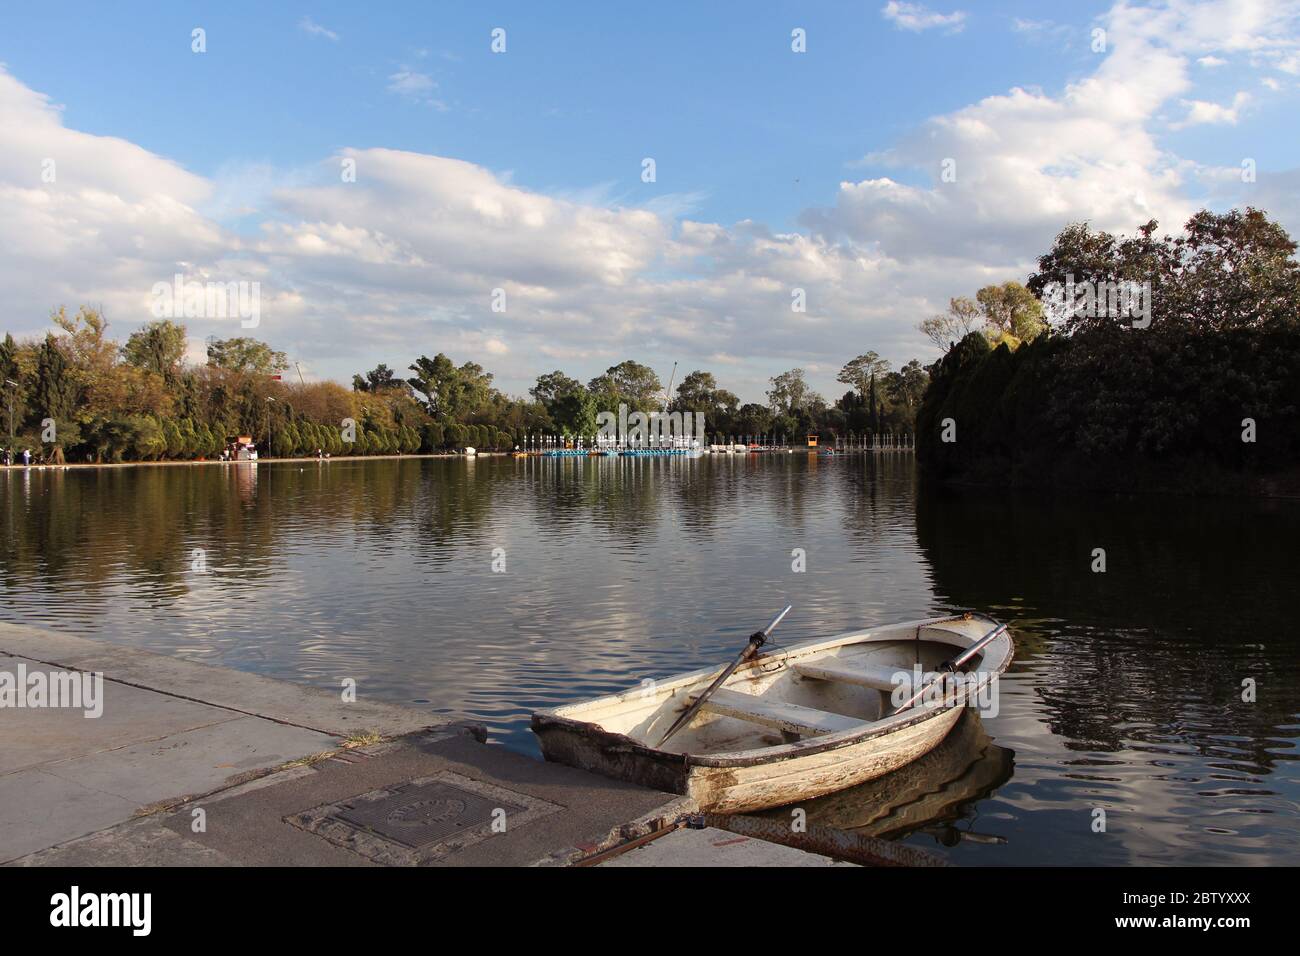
2, 454, 1296, 865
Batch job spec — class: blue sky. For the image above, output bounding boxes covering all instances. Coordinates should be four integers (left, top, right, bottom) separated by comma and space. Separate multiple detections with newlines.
2, 1, 1298, 400
2, 2, 1110, 228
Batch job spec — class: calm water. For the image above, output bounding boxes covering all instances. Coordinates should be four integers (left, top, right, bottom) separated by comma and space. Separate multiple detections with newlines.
2, 455, 1297, 865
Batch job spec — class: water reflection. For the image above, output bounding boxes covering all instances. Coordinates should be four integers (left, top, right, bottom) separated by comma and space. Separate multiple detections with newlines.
914, 487, 1300, 865
2, 456, 1297, 864
764, 711, 1014, 847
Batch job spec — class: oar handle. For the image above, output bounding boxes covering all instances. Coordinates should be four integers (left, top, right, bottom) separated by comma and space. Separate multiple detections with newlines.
896, 619, 1007, 713
761, 605, 793, 638
744, 604, 793, 654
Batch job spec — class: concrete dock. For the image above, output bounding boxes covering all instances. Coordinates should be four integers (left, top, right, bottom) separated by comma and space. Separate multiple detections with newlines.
0, 624, 888, 867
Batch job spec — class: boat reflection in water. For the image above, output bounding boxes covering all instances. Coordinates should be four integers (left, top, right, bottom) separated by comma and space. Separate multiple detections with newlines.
765, 710, 1013, 848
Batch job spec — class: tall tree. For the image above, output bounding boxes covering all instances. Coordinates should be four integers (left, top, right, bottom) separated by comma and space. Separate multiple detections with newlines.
885, 359, 929, 410
837, 353, 891, 398
1027, 209, 1300, 334
670, 370, 739, 427
530, 370, 584, 407
0, 333, 24, 440
919, 297, 983, 351
587, 360, 662, 411
352, 363, 409, 393
407, 354, 494, 422
32, 334, 78, 428
767, 368, 822, 416
549, 389, 599, 436
976, 281, 1046, 343
123, 320, 188, 381
206, 337, 287, 375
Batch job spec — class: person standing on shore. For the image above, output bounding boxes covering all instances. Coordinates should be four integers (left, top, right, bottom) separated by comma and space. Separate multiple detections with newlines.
22, 448, 31, 466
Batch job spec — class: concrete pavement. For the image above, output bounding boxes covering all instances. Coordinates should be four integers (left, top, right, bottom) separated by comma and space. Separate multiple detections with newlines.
598, 826, 856, 867
0, 623, 445, 862
1, 623, 906, 867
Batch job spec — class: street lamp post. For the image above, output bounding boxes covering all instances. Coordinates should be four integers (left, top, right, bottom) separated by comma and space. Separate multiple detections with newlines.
266, 397, 275, 460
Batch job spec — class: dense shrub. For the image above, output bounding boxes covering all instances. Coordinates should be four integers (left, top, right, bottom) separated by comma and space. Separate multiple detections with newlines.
917, 327, 1300, 491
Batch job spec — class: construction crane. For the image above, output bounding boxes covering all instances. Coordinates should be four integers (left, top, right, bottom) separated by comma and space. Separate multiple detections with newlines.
661, 361, 678, 410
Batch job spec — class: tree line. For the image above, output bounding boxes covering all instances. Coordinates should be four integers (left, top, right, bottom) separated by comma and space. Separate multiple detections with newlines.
0, 308, 934, 463
916, 208, 1300, 493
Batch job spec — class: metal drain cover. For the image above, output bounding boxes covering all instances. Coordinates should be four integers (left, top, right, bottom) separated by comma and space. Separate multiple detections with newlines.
336, 781, 524, 849
289, 771, 563, 864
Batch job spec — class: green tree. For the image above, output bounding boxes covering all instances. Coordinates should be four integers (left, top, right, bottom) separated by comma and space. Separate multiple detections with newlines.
733, 403, 774, 440
421, 422, 444, 451
885, 359, 929, 412
1028, 208, 1300, 334
407, 354, 494, 422
587, 360, 663, 411
0, 333, 25, 441
352, 363, 409, 393
32, 335, 78, 430
550, 390, 598, 436
976, 281, 1046, 343
162, 420, 184, 459
767, 368, 822, 416
179, 418, 199, 458
837, 353, 891, 399
206, 337, 287, 375
530, 371, 583, 407
123, 320, 187, 380
670, 370, 739, 428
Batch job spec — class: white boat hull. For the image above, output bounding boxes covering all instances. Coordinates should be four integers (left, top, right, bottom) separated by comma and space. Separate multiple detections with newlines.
533, 613, 1014, 812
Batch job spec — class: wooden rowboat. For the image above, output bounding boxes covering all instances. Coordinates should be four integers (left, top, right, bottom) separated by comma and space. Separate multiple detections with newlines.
531, 613, 1014, 812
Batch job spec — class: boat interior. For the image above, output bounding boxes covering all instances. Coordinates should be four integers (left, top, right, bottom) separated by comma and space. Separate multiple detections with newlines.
546, 617, 1009, 757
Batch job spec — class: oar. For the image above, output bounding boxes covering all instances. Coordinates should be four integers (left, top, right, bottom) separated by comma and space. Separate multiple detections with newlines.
658, 605, 793, 748
893, 618, 1008, 714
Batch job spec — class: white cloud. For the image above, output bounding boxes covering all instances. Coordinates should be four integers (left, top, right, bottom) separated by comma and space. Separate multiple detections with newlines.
3, 0, 1300, 402
1198, 55, 1228, 67
386, 70, 446, 109
809, 0, 1300, 272
1276, 52, 1300, 73
882, 2, 967, 33
1171, 90, 1251, 127
0, 67, 237, 336
298, 17, 339, 42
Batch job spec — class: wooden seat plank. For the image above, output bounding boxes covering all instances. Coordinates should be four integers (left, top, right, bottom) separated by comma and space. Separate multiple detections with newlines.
792, 658, 911, 692
694, 688, 861, 736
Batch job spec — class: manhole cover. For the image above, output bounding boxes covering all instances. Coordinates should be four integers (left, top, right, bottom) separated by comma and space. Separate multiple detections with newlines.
289, 770, 563, 864
335, 781, 524, 849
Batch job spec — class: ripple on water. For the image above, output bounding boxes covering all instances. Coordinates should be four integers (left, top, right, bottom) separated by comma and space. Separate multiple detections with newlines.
4, 456, 1299, 864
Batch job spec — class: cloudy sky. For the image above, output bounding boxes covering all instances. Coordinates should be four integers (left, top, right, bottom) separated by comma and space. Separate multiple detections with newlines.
1, 1, 1298, 402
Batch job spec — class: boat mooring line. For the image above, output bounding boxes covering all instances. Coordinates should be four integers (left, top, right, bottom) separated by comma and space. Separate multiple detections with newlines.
570, 819, 690, 866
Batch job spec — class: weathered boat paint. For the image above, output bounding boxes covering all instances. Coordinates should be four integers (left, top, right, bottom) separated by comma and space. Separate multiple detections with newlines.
531, 613, 1014, 812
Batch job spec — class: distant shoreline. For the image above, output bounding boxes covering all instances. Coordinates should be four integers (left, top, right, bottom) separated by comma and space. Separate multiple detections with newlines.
0, 451, 502, 471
